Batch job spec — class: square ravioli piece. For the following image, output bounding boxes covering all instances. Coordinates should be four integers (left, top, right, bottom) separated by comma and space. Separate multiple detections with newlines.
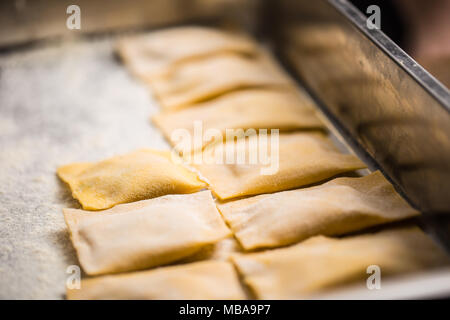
152, 88, 324, 153
193, 132, 366, 200
218, 171, 419, 250
57, 149, 206, 210
232, 227, 450, 299
116, 26, 257, 81
150, 52, 293, 111
67, 260, 246, 300
63, 191, 231, 275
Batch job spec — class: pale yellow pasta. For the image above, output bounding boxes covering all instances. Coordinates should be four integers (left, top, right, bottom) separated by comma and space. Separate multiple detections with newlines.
153, 88, 323, 153
116, 26, 257, 81
150, 52, 293, 111
57, 149, 206, 210
193, 132, 366, 200
219, 171, 419, 250
64, 191, 231, 275
232, 227, 450, 299
180, 237, 243, 264
67, 260, 246, 300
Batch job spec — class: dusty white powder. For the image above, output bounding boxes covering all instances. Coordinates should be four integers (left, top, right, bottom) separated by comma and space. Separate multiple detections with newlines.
0, 37, 169, 299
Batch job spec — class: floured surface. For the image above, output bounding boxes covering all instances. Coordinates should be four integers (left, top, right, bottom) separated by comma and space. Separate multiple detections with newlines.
0, 37, 168, 299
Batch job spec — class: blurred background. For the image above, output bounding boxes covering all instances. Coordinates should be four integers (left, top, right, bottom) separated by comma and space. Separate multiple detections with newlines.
353, 0, 450, 87
0, 0, 449, 87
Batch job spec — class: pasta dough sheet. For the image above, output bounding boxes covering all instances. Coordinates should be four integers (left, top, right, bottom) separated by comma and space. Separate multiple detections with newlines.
218, 171, 419, 250
180, 237, 244, 263
116, 26, 257, 81
63, 190, 231, 275
57, 149, 206, 210
153, 88, 324, 153
193, 132, 366, 200
150, 52, 293, 111
232, 227, 450, 299
67, 260, 246, 300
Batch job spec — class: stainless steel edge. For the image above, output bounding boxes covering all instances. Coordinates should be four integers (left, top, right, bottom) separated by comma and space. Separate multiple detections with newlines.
330, 0, 450, 111
269, 0, 450, 250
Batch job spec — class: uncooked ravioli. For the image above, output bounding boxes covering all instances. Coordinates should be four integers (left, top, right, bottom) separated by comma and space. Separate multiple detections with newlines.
64, 191, 231, 275
116, 26, 257, 81
67, 260, 246, 300
57, 149, 206, 210
218, 171, 419, 250
231, 227, 450, 299
152, 88, 324, 153
180, 237, 244, 264
149, 52, 293, 111
192, 132, 366, 200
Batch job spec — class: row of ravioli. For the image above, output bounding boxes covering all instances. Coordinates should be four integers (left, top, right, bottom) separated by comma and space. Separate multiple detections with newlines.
58, 26, 450, 299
